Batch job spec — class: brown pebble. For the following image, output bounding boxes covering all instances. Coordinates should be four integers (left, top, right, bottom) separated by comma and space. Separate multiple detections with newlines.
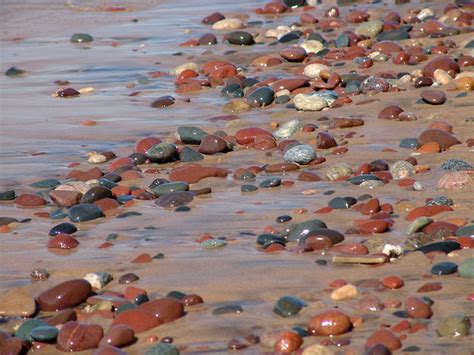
308, 310, 352, 336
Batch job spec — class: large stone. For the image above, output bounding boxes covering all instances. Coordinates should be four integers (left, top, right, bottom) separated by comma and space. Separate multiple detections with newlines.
37, 279, 92, 311
57, 321, 103, 352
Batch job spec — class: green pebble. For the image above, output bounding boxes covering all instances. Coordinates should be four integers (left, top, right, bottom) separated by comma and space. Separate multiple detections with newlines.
201, 239, 227, 249
145, 343, 179, 355
0, 190, 16, 200
458, 258, 474, 278
407, 217, 433, 235
16, 319, 48, 343
437, 313, 471, 337
71, 33, 94, 43
30, 325, 59, 342
30, 179, 61, 189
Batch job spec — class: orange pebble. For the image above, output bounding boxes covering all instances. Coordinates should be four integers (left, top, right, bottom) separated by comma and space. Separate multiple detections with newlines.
417, 141, 441, 154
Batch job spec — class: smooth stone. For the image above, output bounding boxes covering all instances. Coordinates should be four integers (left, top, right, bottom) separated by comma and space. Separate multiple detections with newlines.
355, 20, 383, 38
421, 90, 446, 105
47, 234, 79, 249
198, 134, 228, 154
138, 297, 184, 323
30, 268, 50, 281
151, 95, 175, 108
15, 193, 47, 207
201, 239, 227, 248
0, 287, 36, 317
378, 105, 403, 120
111, 309, 162, 333
235, 127, 273, 144
276, 215, 292, 223
51, 208, 68, 219
227, 31, 254, 45
16, 319, 48, 343
458, 258, 474, 278
49, 190, 82, 207
71, 33, 93, 43
241, 184, 258, 193
94, 346, 128, 355
37, 279, 92, 311
284, 0, 305, 7
279, 32, 300, 43
146, 143, 177, 162
145, 343, 179, 355
156, 191, 194, 208
326, 163, 353, 181
316, 132, 338, 149
349, 174, 380, 185
198, 33, 217, 45
399, 138, 420, 149
416, 241, 460, 254
247, 87, 274, 108
57, 321, 103, 351
135, 137, 162, 154
0, 190, 15, 200
431, 262, 458, 275
437, 313, 471, 337
177, 126, 207, 144
100, 324, 135, 348
49, 222, 77, 236
390, 161, 415, 180
259, 178, 281, 188
202, 11, 225, 25
81, 186, 113, 204
31, 326, 59, 342
406, 296, 432, 319
328, 197, 357, 209
285, 219, 328, 242
456, 224, 474, 237
274, 296, 306, 317
212, 304, 243, 315
415, 77, 434, 88
284, 144, 316, 165
422, 56, 460, 78
179, 147, 203, 162
68, 203, 104, 222
407, 217, 433, 235
308, 310, 352, 336
152, 182, 189, 197
280, 47, 306, 62
376, 29, 410, 41
30, 179, 61, 189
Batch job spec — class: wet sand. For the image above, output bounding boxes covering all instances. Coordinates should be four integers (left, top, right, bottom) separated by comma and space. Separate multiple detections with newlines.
0, 0, 473, 354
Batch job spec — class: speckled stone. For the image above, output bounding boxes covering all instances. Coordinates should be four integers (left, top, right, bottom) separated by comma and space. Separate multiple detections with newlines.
441, 159, 472, 172
273, 119, 302, 139
284, 144, 316, 165
177, 126, 207, 144
390, 161, 415, 180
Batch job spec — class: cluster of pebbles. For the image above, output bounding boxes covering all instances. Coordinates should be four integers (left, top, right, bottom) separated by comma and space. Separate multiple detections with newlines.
1, 0, 474, 354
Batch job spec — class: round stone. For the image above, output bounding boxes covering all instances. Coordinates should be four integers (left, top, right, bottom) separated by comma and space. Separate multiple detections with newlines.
146, 143, 177, 163
68, 204, 104, 223
226, 31, 254, 45
15, 319, 48, 343
431, 262, 458, 275
284, 144, 316, 165
156, 191, 194, 208
437, 313, 471, 337
421, 90, 446, 105
57, 321, 103, 351
247, 87, 274, 108
405, 296, 432, 319
308, 310, 352, 336
31, 325, 59, 342
259, 178, 281, 188
458, 258, 474, 278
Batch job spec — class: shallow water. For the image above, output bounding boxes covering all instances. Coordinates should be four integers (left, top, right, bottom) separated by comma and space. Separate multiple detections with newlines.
1, 0, 474, 353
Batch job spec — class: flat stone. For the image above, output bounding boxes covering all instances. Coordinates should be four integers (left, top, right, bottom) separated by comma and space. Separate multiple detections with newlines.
456, 224, 474, 237
169, 163, 227, 184
274, 296, 306, 317
151, 95, 175, 108
71, 33, 94, 43
226, 31, 254, 45
416, 241, 460, 254
145, 343, 179, 355
30, 179, 61, 189
152, 182, 189, 197
57, 321, 103, 351
285, 219, 328, 242
15, 319, 48, 343
431, 262, 458, 275
308, 310, 352, 336
0, 190, 15, 200
212, 304, 243, 315
138, 298, 184, 323
156, 191, 194, 208
177, 126, 207, 144
31, 325, 59, 342
111, 309, 162, 333
458, 258, 474, 278
49, 222, 77, 236
421, 90, 446, 105
437, 313, 471, 337
259, 178, 281, 188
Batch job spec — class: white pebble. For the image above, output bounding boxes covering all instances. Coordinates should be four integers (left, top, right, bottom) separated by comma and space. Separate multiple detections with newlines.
300, 40, 324, 54
293, 94, 328, 111
330, 284, 358, 301
265, 25, 291, 39
433, 69, 452, 85
417, 8, 434, 21
212, 18, 243, 30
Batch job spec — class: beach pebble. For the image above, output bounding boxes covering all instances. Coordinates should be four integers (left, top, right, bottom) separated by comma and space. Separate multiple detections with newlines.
431, 262, 458, 275
284, 145, 316, 165
273, 296, 306, 317
212, 18, 242, 30
227, 31, 254, 45
437, 313, 471, 337
273, 119, 302, 139
68, 203, 104, 222
366, 329, 401, 351
57, 322, 103, 351
330, 284, 358, 301
293, 94, 328, 111
355, 20, 383, 38
405, 296, 432, 319
421, 90, 446, 105
0, 287, 36, 317
308, 310, 352, 336
84, 272, 113, 289
37, 279, 91, 311
71, 33, 94, 43
458, 258, 474, 278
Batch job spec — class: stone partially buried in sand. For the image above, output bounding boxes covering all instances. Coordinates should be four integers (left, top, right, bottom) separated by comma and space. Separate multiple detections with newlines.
418, 129, 461, 150
68, 203, 104, 222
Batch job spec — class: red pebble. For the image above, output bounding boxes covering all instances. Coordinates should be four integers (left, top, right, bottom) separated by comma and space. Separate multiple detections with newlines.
382, 276, 404, 289
131, 253, 152, 263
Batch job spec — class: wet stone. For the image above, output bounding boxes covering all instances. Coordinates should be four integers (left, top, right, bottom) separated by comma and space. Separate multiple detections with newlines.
81, 186, 112, 204
259, 178, 281, 188
256, 234, 286, 246
177, 126, 207, 144
151, 95, 175, 108
431, 262, 458, 275
146, 143, 177, 162
71, 33, 94, 43
399, 138, 421, 149
421, 90, 446, 105
376, 29, 410, 41
308, 310, 352, 336
456, 224, 474, 237
276, 215, 292, 223
16, 319, 48, 343
31, 268, 50, 281
5, 66, 25, 76
426, 196, 453, 207
179, 147, 204, 162
416, 241, 460, 254
156, 191, 194, 208
152, 182, 189, 197
284, 144, 316, 165
57, 321, 103, 351
227, 31, 254, 45
328, 197, 357, 209
30, 179, 60, 189
37, 279, 91, 311
274, 296, 306, 317
201, 239, 227, 249
247, 87, 274, 108
212, 304, 243, 315
68, 203, 104, 222
30, 325, 59, 342
285, 219, 328, 242
0, 189, 15, 200
49, 222, 77, 236
241, 184, 258, 193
